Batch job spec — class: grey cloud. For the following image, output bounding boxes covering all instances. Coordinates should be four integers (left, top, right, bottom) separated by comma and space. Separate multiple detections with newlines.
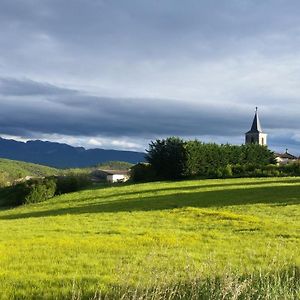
2, 0, 300, 63
0, 78, 246, 137
0, 77, 78, 96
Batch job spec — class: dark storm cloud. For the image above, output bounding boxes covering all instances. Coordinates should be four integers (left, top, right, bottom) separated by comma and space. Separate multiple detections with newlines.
0, 78, 299, 145
0, 78, 243, 137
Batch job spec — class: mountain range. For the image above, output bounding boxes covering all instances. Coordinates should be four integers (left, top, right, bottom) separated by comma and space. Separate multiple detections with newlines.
0, 137, 145, 168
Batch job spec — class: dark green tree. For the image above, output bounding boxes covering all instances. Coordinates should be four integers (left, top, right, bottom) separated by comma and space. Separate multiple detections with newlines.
146, 137, 187, 179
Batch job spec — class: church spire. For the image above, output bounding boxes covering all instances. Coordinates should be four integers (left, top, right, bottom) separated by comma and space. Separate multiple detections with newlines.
245, 107, 267, 146
249, 107, 263, 133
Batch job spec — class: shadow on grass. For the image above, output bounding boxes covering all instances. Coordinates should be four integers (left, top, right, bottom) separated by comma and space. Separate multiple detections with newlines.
1, 184, 300, 220
39, 178, 300, 206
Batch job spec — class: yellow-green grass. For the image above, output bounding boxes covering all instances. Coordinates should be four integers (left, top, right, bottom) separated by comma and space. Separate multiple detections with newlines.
0, 177, 299, 298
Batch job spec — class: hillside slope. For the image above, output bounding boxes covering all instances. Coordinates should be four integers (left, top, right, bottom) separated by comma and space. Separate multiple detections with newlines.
0, 177, 299, 298
0, 137, 145, 168
0, 158, 59, 184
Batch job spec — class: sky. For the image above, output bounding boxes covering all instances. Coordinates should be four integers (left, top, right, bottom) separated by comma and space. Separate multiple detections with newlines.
1, 0, 300, 154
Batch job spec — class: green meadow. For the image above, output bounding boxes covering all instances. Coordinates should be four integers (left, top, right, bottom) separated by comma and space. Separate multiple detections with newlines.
0, 177, 299, 299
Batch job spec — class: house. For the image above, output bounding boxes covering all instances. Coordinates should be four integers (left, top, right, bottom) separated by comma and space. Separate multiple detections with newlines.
91, 169, 130, 183
104, 170, 130, 183
274, 150, 298, 165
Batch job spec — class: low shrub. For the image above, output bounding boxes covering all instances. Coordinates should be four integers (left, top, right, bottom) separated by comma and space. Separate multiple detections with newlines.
279, 163, 300, 176
25, 179, 57, 204
55, 174, 90, 194
223, 164, 233, 177
1, 174, 91, 207
1, 178, 57, 206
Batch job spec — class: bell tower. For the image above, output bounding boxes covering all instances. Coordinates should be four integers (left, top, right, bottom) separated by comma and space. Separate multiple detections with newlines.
245, 107, 267, 146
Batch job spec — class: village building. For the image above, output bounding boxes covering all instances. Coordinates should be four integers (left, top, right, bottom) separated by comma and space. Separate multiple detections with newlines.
91, 169, 130, 183
274, 150, 299, 165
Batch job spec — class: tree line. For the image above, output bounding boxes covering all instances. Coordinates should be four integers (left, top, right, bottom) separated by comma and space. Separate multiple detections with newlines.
131, 137, 300, 181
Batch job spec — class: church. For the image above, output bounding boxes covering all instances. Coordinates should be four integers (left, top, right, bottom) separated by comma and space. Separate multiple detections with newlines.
245, 107, 267, 146
245, 108, 299, 164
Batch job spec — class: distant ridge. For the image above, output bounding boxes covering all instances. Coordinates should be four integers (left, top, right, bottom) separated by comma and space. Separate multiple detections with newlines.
0, 137, 145, 168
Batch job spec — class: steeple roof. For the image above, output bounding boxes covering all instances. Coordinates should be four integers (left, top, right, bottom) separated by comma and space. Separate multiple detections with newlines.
247, 107, 263, 133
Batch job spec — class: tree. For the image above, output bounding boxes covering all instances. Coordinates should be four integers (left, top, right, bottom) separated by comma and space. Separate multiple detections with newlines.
240, 144, 275, 165
145, 137, 187, 179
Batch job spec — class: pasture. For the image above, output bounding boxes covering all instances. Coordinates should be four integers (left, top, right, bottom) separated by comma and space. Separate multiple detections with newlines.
0, 177, 299, 299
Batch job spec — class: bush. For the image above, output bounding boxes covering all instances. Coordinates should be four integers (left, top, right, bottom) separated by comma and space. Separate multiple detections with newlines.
2, 178, 57, 206
215, 168, 223, 178
223, 164, 233, 178
1, 174, 92, 207
1, 183, 30, 206
130, 163, 157, 182
231, 164, 245, 177
280, 163, 300, 176
25, 179, 57, 204
56, 174, 90, 194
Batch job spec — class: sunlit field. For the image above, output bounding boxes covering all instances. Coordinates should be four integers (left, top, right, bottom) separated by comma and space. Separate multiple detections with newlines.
0, 177, 299, 299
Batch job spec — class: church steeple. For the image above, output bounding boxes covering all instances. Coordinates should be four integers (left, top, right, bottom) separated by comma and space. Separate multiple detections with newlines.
245, 107, 267, 146
249, 107, 263, 133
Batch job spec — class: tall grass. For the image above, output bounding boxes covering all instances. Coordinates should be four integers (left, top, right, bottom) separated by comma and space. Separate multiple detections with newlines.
70, 265, 300, 299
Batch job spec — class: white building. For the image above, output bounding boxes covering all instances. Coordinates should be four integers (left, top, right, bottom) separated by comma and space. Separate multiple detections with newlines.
105, 170, 129, 183
274, 151, 298, 165
92, 169, 129, 183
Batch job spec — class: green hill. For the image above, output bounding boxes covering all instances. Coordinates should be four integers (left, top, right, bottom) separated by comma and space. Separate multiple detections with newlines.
0, 177, 299, 299
0, 158, 59, 185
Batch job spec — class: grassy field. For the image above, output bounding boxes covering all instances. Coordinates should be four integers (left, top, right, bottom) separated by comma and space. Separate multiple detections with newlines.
0, 177, 299, 299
